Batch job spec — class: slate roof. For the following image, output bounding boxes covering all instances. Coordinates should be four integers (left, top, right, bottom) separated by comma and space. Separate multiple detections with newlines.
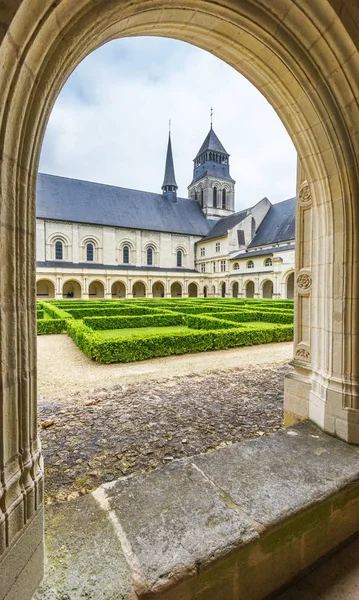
162, 133, 178, 189
248, 197, 296, 248
195, 127, 229, 158
199, 209, 249, 242
231, 244, 295, 260
36, 173, 211, 236
189, 163, 235, 187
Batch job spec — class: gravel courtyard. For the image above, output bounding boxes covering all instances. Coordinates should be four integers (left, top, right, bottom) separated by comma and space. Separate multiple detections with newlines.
38, 335, 293, 503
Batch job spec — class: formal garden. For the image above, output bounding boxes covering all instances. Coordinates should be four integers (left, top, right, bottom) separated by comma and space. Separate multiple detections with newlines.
36, 298, 294, 363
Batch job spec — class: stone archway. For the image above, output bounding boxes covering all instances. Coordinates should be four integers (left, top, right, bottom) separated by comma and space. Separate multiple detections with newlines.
203, 286, 208, 298
171, 282, 182, 298
36, 279, 55, 298
232, 281, 239, 298
112, 281, 126, 298
245, 281, 255, 299
62, 280, 82, 298
262, 280, 273, 299
1, 2, 359, 598
88, 280, 105, 298
188, 282, 198, 297
221, 282, 226, 298
132, 281, 146, 298
287, 272, 295, 300
152, 281, 165, 298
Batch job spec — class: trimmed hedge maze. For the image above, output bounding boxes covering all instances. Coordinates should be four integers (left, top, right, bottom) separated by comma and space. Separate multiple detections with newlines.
37, 298, 294, 363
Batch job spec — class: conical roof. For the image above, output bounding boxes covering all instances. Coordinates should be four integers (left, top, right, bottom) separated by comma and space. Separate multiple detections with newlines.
162, 133, 178, 189
195, 127, 228, 159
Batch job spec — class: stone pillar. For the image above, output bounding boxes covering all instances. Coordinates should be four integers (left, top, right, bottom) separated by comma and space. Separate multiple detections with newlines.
0, 175, 44, 598
105, 276, 112, 299
127, 278, 133, 299
166, 278, 171, 298
254, 276, 260, 297
56, 275, 63, 299
148, 278, 153, 298
284, 160, 359, 443
183, 279, 188, 298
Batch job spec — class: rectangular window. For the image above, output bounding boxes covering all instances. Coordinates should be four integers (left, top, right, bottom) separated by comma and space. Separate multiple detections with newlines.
200, 247, 205, 257
220, 260, 226, 272
200, 263, 206, 273
215, 242, 221, 252
212, 261, 216, 273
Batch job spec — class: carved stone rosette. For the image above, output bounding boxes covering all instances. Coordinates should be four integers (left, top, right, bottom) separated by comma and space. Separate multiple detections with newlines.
297, 271, 312, 294
295, 345, 311, 362
298, 183, 312, 205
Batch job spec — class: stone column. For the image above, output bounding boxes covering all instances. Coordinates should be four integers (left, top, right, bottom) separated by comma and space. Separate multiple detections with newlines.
183, 279, 188, 298
166, 278, 171, 298
148, 278, 153, 298
56, 275, 63, 299
105, 276, 112, 299
0, 173, 44, 599
127, 277, 133, 299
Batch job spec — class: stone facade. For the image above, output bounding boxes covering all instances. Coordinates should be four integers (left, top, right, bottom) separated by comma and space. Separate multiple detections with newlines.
1, 1, 359, 599
36, 137, 295, 301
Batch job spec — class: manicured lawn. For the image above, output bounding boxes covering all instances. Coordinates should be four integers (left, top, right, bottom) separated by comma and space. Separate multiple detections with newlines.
97, 325, 190, 339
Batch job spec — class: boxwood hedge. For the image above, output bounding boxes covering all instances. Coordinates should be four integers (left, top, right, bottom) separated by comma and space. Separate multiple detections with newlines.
37, 319, 67, 335
83, 313, 184, 330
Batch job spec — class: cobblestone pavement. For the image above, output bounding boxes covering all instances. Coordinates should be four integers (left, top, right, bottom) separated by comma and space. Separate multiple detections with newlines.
39, 360, 292, 503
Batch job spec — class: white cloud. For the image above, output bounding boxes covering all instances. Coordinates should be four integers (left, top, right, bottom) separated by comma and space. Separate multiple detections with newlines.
40, 36, 297, 210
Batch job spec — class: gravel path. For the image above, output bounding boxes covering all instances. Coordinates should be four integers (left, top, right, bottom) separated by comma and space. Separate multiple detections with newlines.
37, 334, 293, 399
38, 336, 293, 503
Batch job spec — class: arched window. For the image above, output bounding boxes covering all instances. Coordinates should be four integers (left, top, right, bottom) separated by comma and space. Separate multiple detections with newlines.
222, 189, 226, 209
233, 262, 239, 270
123, 245, 130, 264
176, 250, 183, 267
247, 260, 254, 269
147, 247, 153, 266
213, 186, 218, 208
55, 240, 63, 260
264, 257, 273, 267
201, 188, 204, 208
86, 242, 94, 261
194, 191, 198, 201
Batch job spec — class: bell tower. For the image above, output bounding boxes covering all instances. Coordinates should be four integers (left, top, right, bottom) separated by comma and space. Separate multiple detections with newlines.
188, 122, 235, 219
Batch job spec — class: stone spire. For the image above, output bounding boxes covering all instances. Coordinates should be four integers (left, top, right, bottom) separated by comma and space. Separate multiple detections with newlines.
162, 131, 178, 202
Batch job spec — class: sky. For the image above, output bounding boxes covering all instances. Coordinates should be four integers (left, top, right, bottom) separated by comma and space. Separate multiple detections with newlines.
39, 36, 297, 211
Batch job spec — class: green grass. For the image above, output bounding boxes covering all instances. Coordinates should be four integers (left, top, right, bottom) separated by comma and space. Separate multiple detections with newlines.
97, 325, 190, 339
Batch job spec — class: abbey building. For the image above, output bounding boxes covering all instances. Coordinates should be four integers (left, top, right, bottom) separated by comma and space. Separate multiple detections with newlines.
36, 127, 295, 300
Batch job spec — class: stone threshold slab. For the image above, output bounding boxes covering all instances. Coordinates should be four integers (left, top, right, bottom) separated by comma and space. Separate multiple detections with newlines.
35, 422, 359, 600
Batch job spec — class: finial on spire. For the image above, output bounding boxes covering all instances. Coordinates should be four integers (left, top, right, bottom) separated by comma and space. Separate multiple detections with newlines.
169, 119, 171, 133
210, 106, 213, 128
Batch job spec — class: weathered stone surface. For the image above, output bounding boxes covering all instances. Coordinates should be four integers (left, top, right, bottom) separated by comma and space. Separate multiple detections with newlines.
193, 422, 359, 527
94, 422, 359, 597
33, 495, 135, 600
101, 460, 259, 594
